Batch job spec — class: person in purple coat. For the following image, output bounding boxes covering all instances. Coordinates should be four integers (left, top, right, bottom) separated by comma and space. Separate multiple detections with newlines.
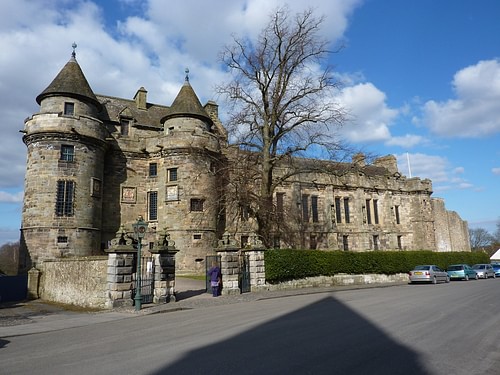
207, 262, 222, 297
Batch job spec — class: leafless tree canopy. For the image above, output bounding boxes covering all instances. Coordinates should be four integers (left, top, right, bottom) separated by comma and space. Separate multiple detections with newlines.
218, 6, 345, 159
469, 228, 494, 250
216, 6, 347, 246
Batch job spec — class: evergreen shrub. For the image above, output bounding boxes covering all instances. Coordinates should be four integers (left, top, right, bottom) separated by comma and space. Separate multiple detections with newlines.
265, 249, 489, 283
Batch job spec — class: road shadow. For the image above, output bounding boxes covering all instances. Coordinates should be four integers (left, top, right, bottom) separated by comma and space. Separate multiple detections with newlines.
151, 295, 431, 375
0, 338, 9, 349
174, 277, 208, 301
174, 288, 207, 300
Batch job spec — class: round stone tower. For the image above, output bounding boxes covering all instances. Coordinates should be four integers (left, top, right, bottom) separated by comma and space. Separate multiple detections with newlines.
21, 49, 108, 265
157, 73, 223, 273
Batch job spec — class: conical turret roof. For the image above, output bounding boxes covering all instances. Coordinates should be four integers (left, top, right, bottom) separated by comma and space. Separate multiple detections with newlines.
161, 78, 212, 125
36, 54, 100, 110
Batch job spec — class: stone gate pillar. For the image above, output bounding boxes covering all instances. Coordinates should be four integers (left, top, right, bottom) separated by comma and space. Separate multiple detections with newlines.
246, 250, 266, 291
105, 226, 135, 309
151, 228, 178, 303
216, 231, 240, 295
106, 252, 134, 308
245, 232, 266, 292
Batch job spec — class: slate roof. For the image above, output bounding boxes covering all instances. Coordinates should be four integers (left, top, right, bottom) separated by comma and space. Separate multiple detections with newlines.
161, 79, 212, 125
36, 56, 100, 109
96, 95, 169, 129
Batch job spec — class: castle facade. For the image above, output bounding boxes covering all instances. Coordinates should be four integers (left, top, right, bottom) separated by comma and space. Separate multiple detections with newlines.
20, 53, 470, 274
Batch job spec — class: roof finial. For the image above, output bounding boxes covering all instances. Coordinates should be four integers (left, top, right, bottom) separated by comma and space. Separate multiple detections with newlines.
185, 67, 189, 82
71, 42, 77, 58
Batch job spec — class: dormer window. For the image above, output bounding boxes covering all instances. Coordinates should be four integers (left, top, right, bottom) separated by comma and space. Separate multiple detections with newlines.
64, 102, 75, 116
120, 119, 130, 136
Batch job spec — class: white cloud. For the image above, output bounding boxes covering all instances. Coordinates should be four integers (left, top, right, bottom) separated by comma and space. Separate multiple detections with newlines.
0, 191, 23, 203
336, 82, 398, 143
385, 134, 424, 148
422, 59, 500, 137
492, 167, 500, 175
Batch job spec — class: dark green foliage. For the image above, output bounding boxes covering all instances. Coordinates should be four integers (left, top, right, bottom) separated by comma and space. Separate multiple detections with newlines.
265, 249, 490, 283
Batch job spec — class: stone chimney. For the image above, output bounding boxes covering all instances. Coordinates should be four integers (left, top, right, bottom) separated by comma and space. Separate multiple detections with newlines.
352, 153, 366, 167
204, 100, 219, 120
373, 155, 399, 174
134, 87, 147, 110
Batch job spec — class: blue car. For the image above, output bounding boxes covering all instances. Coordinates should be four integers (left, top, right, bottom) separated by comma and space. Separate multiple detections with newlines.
447, 264, 478, 281
491, 263, 500, 277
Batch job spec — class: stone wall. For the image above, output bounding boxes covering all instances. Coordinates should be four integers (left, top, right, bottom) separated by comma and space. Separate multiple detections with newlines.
266, 273, 409, 291
432, 198, 470, 252
38, 256, 108, 309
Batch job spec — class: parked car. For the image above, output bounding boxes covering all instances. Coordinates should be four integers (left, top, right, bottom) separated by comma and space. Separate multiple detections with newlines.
409, 265, 450, 284
447, 264, 478, 281
492, 263, 500, 277
472, 264, 496, 279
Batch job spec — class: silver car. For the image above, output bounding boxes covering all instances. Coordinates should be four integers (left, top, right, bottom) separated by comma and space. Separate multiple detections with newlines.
472, 264, 496, 279
409, 265, 450, 284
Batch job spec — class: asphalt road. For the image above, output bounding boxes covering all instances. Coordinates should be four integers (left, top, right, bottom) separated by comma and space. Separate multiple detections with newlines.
1, 278, 499, 375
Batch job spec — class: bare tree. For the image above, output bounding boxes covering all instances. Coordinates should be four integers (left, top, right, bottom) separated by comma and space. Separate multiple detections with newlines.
0, 241, 20, 275
469, 228, 494, 251
217, 6, 346, 246
494, 218, 500, 244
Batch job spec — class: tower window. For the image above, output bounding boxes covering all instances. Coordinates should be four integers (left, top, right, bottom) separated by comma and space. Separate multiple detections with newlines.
366, 199, 372, 225
60, 145, 74, 162
64, 102, 74, 116
241, 235, 249, 248
149, 163, 157, 177
148, 191, 158, 221
311, 196, 319, 223
240, 204, 249, 221
56, 180, 75, 216
373, 199, 379, 224
310, 234, 317, 249
168, 168, 178, 182
190, 198, 204, 212
342, 235, 349, 251
395, 205, 401, 224
335, 197, 342, 223
57, 236, 68, 244
343, 198, 350, 223
302, 194, 309, 222
276, 192, 284, 219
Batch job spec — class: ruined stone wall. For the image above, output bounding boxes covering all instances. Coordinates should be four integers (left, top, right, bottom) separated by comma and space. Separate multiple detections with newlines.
38, 256, 108, 308
223, 155, 453, 253
432, 198, 470, 252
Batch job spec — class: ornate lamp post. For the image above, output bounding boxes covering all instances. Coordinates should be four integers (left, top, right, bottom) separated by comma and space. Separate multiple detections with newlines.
133, 216, 148, 311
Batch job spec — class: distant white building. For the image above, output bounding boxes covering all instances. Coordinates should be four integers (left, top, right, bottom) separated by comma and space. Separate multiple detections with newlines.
490, 249, 500, 262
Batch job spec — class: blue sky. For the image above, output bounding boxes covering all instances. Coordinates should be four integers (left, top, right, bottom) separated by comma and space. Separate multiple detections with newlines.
0, 0, 499, 245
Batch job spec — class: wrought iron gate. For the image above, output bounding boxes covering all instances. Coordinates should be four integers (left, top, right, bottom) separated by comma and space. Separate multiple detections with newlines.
239, 253, 250, 293
133, 256, 155, 305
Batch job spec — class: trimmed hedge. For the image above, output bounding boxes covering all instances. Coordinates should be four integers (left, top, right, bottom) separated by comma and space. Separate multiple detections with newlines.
265, 249, 490, 283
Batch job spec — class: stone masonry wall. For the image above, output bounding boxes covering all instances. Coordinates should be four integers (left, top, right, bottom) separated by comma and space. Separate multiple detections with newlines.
432, 198, 470, 252
38, 256, 108, 308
